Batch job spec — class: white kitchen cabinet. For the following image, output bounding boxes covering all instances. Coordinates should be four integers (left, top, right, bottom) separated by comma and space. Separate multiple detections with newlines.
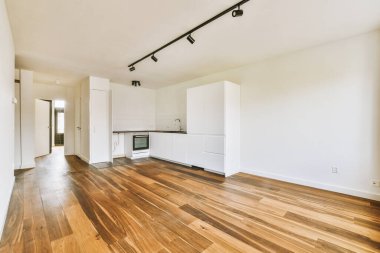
187, 82, 224, 135
187, 134, 204, 167
172, 134, 188, 164
187, 134, 225, 174
150, 81, 240, 177
187, 81, 240, 176
150, 132, 173, 160
204, 135, 224, 155
78, 76, 112, 164
203, 152, 225, 174
112, 133, 125, 158
150, 133, 188, 164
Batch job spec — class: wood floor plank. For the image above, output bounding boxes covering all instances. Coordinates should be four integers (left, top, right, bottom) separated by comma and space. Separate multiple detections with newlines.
51, 235, 81, 253
41, 192, 73, 242
1, 148, 379, 253
63, 204, 111, 253
285, 211, 380, 251
189, 219, 261, 253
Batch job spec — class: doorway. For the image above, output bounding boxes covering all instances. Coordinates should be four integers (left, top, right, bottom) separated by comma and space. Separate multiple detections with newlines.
54, 100, 65, 146
34, 99, 66, 158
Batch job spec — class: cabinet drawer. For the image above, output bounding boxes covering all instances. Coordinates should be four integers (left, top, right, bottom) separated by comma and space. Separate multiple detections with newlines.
203, 152, 224, 174
187, 135, 204, 167
204, 136, 224, 155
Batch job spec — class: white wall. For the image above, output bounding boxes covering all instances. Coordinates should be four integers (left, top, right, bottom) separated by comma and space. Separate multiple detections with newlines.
14, 78, 77, 168
112, 82, 155, 131
156, 83, 193, 131
155, 30, 380, 200
19, 70, 35, 168
33, 82, 76, 155
0, 0, 15, 238
111, 82, 155, 157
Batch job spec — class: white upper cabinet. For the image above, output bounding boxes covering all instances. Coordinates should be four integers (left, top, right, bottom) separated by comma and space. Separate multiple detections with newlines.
187, 86, 206, 134
187, 82, 224, 135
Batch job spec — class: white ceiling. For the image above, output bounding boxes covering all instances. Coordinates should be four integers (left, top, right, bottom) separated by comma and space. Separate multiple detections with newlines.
6, 0, 380, 88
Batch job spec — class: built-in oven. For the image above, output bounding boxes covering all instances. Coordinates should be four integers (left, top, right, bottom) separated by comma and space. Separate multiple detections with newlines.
133, 135, 149, 151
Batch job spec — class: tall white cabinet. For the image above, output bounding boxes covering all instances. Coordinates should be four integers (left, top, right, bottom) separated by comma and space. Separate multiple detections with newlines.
77, 76, 112, 164
187, 81, 240, 176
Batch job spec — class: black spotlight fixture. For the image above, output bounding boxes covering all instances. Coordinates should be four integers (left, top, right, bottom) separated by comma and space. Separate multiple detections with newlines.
187, 34, 195, 44
129, 66, 135, 71
151, 54, 158, 62
232, 5, 243, 17
132, 80, 141, 87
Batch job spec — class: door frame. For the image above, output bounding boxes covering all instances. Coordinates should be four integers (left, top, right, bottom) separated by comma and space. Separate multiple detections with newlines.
54, 107, 65, 146
41, 99, 53, 154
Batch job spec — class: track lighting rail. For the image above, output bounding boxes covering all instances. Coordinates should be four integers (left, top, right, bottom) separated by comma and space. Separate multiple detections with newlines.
128, 0, 250, 70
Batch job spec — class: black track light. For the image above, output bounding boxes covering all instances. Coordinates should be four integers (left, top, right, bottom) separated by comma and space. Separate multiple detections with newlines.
187, 34, 195, 44
132, 80, 141, 87
127, 0, 250, 70
232, 5, 243, 17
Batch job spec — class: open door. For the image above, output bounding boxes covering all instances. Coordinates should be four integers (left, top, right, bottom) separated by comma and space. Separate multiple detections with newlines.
35, 99, 51, 157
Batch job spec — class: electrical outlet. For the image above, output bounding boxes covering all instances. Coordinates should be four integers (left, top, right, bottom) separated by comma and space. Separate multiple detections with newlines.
372, 180, 380, 187
331, 167, 338, 173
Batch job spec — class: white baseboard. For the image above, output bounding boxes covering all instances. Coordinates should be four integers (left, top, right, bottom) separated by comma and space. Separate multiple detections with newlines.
0, 176, 15, 240
240, 168, 380, 201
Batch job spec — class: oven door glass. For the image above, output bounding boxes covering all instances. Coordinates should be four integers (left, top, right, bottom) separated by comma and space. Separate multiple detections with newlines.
133, 135, 149, 150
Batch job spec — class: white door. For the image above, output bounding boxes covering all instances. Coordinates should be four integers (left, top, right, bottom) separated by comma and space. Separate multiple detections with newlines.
90, 90, 110, 163
35, 99, 50, 157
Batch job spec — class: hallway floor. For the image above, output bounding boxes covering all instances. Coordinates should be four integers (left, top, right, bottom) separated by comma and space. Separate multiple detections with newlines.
1, 151, 380, 252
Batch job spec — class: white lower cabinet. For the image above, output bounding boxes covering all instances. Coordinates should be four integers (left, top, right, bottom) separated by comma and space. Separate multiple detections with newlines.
150, 132, 226, 175
150, 133, 172, 160
172, 134, 188, 164
203, 152, 224, 174
187, 134, 204, 167
150, 133, 188, 164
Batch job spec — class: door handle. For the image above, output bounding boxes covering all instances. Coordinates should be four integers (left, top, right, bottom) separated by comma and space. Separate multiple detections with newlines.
76, 127, 81, 130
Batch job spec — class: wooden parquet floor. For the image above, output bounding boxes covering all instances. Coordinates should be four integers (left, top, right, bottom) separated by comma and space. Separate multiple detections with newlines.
1, 147, 380, 252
